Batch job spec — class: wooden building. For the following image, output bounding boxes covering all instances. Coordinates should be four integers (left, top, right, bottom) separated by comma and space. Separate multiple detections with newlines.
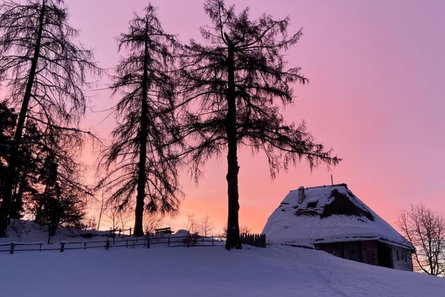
262, 184, 414, 271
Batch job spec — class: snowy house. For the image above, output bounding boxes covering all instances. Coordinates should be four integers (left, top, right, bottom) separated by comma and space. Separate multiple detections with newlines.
262, 184, 415, 271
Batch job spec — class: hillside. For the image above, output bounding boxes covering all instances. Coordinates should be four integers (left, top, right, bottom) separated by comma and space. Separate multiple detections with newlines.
1, 242, 444, 297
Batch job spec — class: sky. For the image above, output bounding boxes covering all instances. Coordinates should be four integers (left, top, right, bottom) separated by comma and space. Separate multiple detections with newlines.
62, 0, 445, 233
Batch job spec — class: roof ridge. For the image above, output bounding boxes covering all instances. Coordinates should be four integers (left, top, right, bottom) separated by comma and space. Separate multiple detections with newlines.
292, 183, 348, 191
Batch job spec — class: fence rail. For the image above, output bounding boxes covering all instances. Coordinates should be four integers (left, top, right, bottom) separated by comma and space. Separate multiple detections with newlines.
0, 234, 226, 254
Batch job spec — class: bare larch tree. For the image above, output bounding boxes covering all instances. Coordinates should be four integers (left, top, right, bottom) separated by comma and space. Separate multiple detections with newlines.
180, 0, 340, 249
98, 5, 181, 237
0, 0, 98, 236
400, 204, 445, 276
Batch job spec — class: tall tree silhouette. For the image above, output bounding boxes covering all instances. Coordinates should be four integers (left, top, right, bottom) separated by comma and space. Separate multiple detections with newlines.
98, 5, 181, 236
0, 0, 98, 236
34, 151, 86, 237
0, 101, 87, 236
180, 0, 340, 249
0, 103, 20, 213
0, 102, 47, 220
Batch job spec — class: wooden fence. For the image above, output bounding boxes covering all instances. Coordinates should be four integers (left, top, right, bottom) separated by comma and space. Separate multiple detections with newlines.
0, 234, 226, 254
0, 233, 267, 254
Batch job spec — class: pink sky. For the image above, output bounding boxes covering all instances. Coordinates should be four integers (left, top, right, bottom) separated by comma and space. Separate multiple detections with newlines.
65, 0, 445, 233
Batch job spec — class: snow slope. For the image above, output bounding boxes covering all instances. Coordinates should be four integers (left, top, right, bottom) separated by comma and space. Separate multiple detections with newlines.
1, 245, 443, 297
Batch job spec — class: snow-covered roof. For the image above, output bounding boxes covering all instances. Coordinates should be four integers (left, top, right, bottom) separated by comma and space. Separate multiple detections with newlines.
262, 184, 415, 251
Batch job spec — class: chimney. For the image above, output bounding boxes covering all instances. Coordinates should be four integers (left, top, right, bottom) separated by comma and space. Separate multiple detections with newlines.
298, 186, 305, 204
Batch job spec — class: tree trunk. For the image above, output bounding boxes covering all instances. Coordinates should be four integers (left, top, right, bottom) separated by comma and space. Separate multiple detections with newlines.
225, 38, 242, 250
133, 20, 150, 237
0, 0, 46, 237
96, 195, 105, 230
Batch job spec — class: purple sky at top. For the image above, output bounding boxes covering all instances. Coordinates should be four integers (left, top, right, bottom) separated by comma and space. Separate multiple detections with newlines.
63, 0, 445, 232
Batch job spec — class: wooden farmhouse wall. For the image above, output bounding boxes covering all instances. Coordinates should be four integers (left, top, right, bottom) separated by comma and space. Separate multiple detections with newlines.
314, 240, 413, 272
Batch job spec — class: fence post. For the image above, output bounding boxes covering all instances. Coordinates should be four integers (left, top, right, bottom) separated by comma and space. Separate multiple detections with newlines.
129, 228, 132, 236
39, 243, 42, 252
126, 239, 128, 248
168, 237, 170, 247
105, 239, 110, 250
9, 243, 15, 254
60, 242, 65, 253
83, 242, 87, 250
146, 236, 150, 249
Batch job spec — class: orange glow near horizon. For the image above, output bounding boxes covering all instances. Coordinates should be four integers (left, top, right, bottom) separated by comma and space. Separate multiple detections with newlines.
67, 0, 445, 235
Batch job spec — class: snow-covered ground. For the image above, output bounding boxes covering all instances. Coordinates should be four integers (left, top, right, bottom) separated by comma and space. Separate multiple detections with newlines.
0, 220, 124, 243
1, 243, 444, 297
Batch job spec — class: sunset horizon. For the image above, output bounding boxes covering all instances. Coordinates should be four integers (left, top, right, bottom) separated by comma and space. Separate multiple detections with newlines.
61, 0, 445, 235
1, 1, 445, 295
